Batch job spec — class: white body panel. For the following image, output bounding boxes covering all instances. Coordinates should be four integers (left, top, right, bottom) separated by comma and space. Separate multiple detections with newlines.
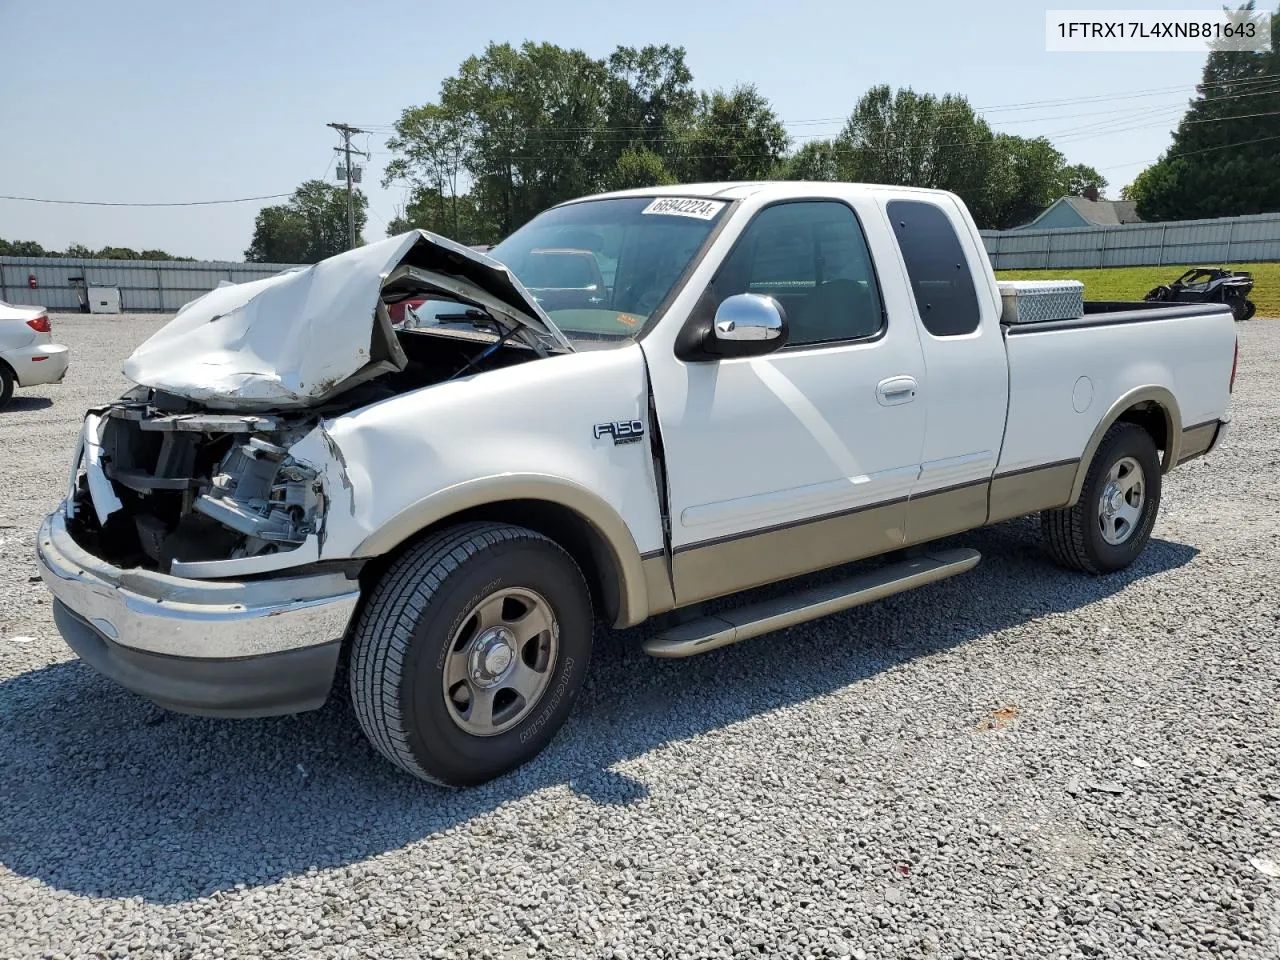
999, 311, 1237, 473
0, 302, 70, 386
3, 341, 70, 386
0, 300, 48, 326
311, 344, 665, 561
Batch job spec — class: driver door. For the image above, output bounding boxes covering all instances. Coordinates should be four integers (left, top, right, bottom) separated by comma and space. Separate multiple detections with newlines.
643, 199, 929, 605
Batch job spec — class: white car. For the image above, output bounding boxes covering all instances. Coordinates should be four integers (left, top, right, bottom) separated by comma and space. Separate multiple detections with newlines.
38, 182, 1237, 787
0, 300, 70, 409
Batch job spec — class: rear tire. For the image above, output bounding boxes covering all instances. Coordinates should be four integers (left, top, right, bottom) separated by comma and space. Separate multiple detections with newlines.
1242, 299, 1256, 321
349, 522, 593, 787
1041, 423, 1162, 574
0, 364, 14, 411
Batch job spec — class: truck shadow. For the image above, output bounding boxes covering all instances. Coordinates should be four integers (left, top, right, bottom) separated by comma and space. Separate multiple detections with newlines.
0, 396, 54, 413
0, 519, 1197, 903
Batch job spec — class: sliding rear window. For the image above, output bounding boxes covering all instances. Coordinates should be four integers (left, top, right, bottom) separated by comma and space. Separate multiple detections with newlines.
887, 199, 980, 337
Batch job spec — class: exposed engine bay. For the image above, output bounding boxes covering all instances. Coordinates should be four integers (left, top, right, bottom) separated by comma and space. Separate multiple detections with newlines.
66, 260, 553, 576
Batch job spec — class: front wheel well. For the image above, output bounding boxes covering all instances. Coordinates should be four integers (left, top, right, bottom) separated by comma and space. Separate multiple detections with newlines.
355, 499, 622, 626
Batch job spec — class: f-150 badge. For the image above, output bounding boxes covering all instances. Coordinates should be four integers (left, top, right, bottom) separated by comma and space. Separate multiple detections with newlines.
594, 420, 645, 445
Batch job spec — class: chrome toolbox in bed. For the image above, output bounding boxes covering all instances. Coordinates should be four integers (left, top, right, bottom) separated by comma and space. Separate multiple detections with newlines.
996, 280, 1085, 324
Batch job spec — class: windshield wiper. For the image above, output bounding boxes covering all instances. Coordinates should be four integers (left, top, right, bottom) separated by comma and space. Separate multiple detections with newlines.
447, 315, 520, 381
433, 308, 494, 325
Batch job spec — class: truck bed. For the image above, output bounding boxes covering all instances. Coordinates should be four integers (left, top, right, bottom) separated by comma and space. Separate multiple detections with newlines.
997, 299, 1236, 480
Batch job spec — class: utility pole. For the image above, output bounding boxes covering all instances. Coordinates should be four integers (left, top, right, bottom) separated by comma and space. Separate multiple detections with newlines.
327, 122, 370, 250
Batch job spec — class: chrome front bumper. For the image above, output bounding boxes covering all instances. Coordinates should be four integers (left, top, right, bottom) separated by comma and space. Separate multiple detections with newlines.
37, 507, 360, 716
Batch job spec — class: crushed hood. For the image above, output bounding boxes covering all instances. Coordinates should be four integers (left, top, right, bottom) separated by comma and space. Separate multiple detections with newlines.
122, 230, 572, 411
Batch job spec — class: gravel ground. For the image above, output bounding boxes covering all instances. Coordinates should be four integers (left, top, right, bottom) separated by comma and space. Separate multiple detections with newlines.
1, 313, 1277, 960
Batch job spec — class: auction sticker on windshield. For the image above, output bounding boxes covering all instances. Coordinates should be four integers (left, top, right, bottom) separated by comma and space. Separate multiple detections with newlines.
641, 197, 726, 220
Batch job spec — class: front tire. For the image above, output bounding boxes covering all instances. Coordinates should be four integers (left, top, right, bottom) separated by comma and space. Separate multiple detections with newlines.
349, 522, 593, 786
1041, 422, 1162, 574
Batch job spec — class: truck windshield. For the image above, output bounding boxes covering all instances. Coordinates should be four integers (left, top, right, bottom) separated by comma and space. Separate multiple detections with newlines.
489, 196, 729, 345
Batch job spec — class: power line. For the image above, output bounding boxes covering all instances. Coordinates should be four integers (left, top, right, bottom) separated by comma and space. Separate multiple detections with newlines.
0, 192, 292, 207
5, 77, 1274, 209
375, 99, 1280, 164
1098, 133, 1280, 170
355, 74, 1280, 137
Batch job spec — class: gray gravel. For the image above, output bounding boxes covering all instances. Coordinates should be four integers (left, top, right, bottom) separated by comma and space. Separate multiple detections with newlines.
1, 313, 1278, 960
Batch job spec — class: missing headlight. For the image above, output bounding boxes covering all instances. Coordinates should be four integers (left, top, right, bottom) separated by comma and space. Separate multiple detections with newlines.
193, 436, 325, 557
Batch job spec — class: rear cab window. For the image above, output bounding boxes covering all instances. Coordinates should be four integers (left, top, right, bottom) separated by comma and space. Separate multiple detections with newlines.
887, 199, 981, 337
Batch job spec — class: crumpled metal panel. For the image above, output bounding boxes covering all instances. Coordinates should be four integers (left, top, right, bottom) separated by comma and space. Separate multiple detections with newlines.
120, 231, 569, 411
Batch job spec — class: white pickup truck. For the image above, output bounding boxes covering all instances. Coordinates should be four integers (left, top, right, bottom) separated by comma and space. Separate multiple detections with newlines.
37, 182, 1238, 786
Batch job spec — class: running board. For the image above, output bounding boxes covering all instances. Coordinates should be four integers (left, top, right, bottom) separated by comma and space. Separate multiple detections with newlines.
643, 547, 981, 658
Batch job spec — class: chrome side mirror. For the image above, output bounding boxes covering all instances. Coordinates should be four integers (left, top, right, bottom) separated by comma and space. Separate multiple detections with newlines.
708, 293, 788, 357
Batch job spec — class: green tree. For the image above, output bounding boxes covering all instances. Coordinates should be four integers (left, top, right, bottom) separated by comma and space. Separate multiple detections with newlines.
677, 84, 789, 182
385, 189, 498, 244
607, 145, 677, 191
384, 103, 471, 239
1061, 163, 1108, 197
0, 239, 49, 257
386, 43, 708, 239
94, 246, 141, 260
836, 85, 999, 221
0, 239, 193, 260
604, 45, 697, 156
986, 136, 1104, 229
139, 249, 194, 262
440, 42, 616, 237
244, 180, 366, 263
601, 45, 695, 190
1126, 3, 1279, 219
787, 87, 1109, 228
781, 139, 845, 181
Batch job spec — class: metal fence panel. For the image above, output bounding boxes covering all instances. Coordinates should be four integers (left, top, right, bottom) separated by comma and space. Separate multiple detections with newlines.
982, 211, 1280, 270
0, 256, 304, 313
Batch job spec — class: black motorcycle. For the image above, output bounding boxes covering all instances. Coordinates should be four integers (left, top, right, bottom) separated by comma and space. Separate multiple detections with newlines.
1144, 267, 1257, 322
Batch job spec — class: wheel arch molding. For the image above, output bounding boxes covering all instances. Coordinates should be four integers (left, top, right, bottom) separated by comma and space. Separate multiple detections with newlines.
351, 473, 655, 629
1068, 385, 1182, 507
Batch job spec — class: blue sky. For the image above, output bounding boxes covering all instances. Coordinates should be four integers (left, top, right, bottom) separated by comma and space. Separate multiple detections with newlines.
1, 0, 1214, 260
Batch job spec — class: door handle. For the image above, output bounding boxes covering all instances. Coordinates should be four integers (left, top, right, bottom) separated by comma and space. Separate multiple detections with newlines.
876, 376, 918, 406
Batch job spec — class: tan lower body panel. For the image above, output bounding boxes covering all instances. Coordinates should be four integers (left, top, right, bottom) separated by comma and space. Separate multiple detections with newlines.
641, 552, 676, 617
1177, 422, 1219, 465
665, 457, 1083, 610
987, 460, 1078, 524
904, 480, 989, 546
670, 498, 907, 607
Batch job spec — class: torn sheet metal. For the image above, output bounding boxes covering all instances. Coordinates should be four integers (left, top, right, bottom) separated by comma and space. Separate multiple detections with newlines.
83, 413, 123, 525
121, 230, 572, 411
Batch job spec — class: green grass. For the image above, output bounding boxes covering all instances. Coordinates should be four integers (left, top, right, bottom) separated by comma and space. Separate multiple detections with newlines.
995, 262, 1280, 318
